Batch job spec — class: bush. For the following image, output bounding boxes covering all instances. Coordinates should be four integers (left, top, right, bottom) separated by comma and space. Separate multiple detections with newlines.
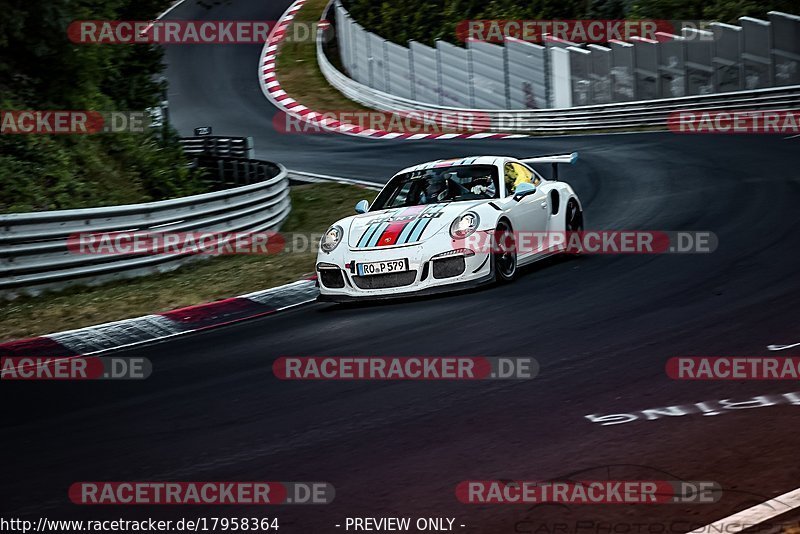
0, 0, 205, 213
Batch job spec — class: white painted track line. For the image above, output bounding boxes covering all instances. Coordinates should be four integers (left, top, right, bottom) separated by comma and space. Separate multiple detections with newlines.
687, 487, 800, 533
156, 0, 187, 20
768, 342, 800, 351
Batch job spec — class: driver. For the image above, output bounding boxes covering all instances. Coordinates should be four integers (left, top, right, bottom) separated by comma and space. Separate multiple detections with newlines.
420, 173, 448, 203
470, 173, 496, 197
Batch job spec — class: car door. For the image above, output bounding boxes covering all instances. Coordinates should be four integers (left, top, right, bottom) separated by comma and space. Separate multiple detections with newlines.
502, 162, 550, 260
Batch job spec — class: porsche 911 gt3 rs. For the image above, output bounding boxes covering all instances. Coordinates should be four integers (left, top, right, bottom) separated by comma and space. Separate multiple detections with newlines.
315, 154, 583, 301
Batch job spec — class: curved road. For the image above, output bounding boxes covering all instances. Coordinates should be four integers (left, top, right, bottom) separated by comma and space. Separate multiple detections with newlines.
3, 0, 799, 531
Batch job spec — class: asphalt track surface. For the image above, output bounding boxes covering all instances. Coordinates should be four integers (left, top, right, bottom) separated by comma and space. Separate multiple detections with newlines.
2, 0, 800, 531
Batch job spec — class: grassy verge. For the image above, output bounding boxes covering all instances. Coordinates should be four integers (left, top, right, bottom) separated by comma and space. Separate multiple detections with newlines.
276, 0, 370, 112
0, 183, 372, 342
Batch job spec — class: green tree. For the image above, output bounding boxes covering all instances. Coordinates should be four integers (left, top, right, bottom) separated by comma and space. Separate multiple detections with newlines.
0, 0, 203, 212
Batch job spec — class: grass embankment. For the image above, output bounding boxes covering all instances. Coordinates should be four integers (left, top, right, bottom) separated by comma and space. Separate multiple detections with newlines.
276, 0, 369, 112
1, 0, 207, 213
0, 183, 372, 342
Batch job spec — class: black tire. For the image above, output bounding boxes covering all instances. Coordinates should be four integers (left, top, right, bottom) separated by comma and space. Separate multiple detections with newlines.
564, 198, 584, 255
493, 220, 517, 283
566, 198, 583, 232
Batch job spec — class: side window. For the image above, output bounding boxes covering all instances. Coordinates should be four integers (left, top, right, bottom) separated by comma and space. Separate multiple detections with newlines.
504, 162, 535, 195
525, 165, 543, 187
503, 163, 517, 196
387, 181, 413, 207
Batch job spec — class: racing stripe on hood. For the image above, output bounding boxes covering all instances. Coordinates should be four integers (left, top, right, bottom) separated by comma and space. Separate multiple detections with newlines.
398, 203, 447, 244
366, 222, 390, 247
396, 215, 421, 243
356, 208, 401, 247
375, 221, 408, 246
397, 204, 437, 245
375, 205, 426, 247
357, 219, 383, 248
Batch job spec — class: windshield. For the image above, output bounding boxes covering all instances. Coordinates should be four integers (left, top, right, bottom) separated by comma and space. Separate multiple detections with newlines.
370, 164, 499, 211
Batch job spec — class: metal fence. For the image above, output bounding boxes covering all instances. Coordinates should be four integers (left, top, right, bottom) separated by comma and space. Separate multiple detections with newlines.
0, 161, 290, 299
332, 1, 800, 109
320, 27, 800, 132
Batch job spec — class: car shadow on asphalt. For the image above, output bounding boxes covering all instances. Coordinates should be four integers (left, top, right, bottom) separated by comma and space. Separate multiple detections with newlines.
315, 253, 591, 312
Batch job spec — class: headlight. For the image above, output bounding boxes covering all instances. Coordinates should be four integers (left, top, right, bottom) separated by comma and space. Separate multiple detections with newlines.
320, 225, 343, 253
450, 212, 480, 239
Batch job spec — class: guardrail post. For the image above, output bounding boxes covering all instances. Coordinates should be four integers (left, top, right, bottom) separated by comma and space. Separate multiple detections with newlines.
740, 17, 773, 89
711, 23, 744, 92
217, 159, 225, 185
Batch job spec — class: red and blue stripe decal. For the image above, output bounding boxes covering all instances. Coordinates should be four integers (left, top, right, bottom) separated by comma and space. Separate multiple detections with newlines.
357, 205, 447, 247
374, 206, 426, 246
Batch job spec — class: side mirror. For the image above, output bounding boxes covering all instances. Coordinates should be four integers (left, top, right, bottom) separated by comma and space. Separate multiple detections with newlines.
513, 182, 536, 201
355, 199, 369, 214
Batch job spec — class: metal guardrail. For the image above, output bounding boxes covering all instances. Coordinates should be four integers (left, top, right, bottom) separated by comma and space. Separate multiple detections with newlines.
0, 163, 291, 299
194, 156, 282, 189
316, 8, 800, 132
287, 169, 382, 190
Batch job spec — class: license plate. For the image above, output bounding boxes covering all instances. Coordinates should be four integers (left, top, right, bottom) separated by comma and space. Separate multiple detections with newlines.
357, 259, 408, 276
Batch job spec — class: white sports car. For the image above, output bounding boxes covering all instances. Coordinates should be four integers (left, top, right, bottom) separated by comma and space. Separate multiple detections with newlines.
315, 154, 583, 301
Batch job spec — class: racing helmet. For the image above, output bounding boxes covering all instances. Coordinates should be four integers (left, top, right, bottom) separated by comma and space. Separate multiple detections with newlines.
424, 173, 447, 199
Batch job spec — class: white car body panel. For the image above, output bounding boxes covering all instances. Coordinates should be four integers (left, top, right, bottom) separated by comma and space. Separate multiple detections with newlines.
315, 155, 582, 301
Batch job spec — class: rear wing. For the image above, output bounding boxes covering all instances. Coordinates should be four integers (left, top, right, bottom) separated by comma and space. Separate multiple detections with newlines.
519, 152, 578, 180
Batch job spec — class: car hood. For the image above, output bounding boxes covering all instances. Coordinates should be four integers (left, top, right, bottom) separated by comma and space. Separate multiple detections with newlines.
347, 201, 485, 249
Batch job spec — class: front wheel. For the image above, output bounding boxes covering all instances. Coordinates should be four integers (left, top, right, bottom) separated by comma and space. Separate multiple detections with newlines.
493, 220, 517, 283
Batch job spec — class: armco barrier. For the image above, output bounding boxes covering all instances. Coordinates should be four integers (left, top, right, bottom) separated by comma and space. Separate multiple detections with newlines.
194, 156, 282, 189
317, 2, 800, 133
286, 169, 382, 190
0, 163, 291, 299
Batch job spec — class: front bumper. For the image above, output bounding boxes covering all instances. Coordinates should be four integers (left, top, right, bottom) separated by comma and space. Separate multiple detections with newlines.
315, 239, 493, 301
